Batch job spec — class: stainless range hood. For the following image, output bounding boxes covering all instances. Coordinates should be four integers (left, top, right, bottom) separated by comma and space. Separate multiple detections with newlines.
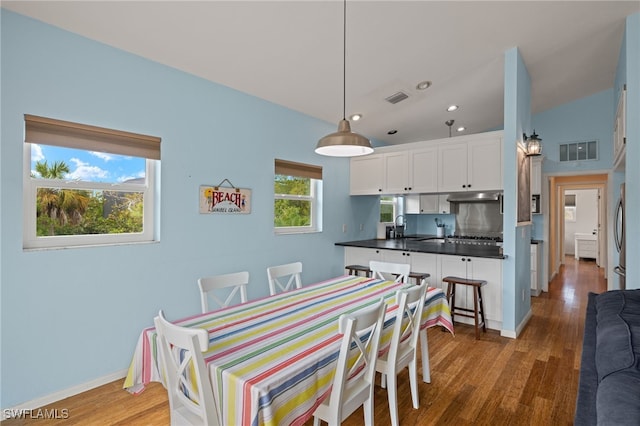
447, 191, 502, 203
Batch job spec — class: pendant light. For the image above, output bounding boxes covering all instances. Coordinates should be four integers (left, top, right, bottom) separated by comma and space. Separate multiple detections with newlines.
315, 0, 374, 157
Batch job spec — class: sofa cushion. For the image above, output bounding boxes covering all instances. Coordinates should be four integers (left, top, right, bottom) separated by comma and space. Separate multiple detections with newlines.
594, 290, 635, 381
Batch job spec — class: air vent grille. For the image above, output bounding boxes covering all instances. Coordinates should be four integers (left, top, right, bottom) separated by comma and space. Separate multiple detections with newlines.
385, 91, 409, 104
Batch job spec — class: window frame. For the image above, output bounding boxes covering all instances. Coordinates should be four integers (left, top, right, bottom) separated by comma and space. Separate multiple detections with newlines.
22, 115, 160, 250
274, 159, 323, 235
380, 196, 403, 223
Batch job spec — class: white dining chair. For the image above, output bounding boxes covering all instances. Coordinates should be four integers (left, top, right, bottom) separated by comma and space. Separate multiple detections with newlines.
376, 282, 428, 426
154, 310, 219, 426
266, 262, 302, 295
312, 299, 386, 426
197, 271, 249, 313
369, 260, 411, 283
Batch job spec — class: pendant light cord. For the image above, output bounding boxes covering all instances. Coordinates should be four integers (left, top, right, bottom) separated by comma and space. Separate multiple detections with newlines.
342, 0, 347, 120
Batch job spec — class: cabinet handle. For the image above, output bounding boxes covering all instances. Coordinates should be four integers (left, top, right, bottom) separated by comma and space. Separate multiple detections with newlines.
462, 184, 466, 188
378, 189, 382, 192
467, 258, 471, 262
468, 184, 472, 188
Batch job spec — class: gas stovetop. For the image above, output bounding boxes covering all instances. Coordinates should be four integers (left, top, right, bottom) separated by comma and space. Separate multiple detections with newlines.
446, 235, 503, 246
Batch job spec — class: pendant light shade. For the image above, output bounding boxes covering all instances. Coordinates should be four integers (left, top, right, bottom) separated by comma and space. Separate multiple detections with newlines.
316, 119, 374, 157
315, 0, 373, 157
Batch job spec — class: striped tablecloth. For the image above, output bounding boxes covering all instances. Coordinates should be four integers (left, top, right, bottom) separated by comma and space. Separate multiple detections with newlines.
124, 275, 453, 426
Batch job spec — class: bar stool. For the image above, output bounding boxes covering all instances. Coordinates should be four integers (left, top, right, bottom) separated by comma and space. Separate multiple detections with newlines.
408, 272, 430, 286
345, 264, 371, 277
442, 276, 487, 339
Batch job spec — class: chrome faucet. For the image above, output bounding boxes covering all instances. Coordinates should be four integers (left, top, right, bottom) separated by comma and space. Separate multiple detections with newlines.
394, 215, 405, 238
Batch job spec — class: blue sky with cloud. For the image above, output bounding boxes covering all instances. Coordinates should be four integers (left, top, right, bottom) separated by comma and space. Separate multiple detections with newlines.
31, 144, 145, 183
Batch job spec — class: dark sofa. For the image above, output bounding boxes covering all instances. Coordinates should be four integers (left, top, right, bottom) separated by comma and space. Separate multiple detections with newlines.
575, 290, 640, 425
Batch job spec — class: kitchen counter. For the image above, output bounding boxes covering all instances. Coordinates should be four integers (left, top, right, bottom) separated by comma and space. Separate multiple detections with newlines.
336, 236, 506, 259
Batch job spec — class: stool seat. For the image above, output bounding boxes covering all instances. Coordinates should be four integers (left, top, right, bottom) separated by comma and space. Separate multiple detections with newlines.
442, 275, 487, 340
345, 264, 371, 277
442, 276, 486, 287
409, 272, 430, 286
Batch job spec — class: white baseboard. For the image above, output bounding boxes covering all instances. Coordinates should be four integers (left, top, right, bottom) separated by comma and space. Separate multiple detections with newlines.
1, 369, 128, 420
500, 308, 532, 339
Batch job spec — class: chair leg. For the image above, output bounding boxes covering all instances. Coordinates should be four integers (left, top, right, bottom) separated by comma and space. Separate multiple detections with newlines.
420, 329, 431, 383
386, 372, 399, 426
364, 395, 374, 426
409, 358, 420, 409
313, 416, 320, 426
381, 372, 387, 388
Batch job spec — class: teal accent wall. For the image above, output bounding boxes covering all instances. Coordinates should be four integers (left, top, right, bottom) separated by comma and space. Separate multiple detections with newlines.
0, 10, 363, 407
502, 47, 532, 334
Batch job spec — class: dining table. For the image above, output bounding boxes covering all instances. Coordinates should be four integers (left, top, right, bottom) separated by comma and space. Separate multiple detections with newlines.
123, 274, 453, 426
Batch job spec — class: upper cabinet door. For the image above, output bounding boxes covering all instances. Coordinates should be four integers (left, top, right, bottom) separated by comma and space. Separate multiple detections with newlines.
468, 137, 502, 191
383, 151, 410, 193
410, 147, 439, 193
350, 154, 384, 195
438, 142, 468, 192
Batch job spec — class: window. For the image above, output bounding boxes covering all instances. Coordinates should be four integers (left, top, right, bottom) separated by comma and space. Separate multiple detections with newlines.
565, 194, 576, 222
23, 115, 160, 249
380, 196, 403, 223
274, 159, 322, 234
559, 141, 598, 162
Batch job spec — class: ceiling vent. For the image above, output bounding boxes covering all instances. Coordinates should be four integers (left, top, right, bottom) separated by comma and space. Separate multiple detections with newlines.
385, 91, 409, 104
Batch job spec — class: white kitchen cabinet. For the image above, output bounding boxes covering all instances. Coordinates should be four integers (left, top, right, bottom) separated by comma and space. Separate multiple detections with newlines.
382, 250, 438, 287
438, 137, 502, 192
409, 146, 439, 193
438, 142, 468, 192
383, 151, 410, 193
350, 154, 384, 195
344, 247, 383, 268
438, 255, 502, 330
405, 194, 450, 214
531, 243, 541, 296
344, 247, 438, 287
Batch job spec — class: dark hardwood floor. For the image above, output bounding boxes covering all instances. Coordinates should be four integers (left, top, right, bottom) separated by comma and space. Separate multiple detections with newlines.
3, 256, 606, 426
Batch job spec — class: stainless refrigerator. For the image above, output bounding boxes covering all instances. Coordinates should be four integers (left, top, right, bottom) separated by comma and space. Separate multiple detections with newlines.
614, 183, 626, 289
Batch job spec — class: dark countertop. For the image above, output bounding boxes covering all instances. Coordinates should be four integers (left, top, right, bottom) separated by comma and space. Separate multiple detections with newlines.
336, 235, 506, 259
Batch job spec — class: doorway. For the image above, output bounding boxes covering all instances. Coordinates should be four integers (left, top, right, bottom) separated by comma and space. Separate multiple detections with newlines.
563, 188, 600, 263
547, 174, 608, 284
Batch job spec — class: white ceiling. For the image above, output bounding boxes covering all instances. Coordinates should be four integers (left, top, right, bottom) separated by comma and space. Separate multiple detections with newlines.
3, 1, 639, 145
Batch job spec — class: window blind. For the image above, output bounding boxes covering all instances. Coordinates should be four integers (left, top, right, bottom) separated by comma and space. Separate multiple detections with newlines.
275, 159, 322, 180
24, 114, 161, 160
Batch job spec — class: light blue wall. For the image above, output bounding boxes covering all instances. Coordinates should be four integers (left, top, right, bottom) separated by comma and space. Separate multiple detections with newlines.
530, 89, 615, 242
0, 10, 365, 407
532, 90, 614, 175
623, 13, 639, 289
502, 48, 532, 334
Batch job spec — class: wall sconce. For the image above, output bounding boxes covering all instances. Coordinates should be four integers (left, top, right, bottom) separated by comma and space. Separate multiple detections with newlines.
523, 130, 542, 156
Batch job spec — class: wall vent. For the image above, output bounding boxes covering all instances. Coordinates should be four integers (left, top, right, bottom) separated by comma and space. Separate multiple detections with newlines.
385, 91, 409, 104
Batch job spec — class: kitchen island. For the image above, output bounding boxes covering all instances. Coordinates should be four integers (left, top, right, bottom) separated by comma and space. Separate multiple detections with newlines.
336, 236, 506, 333
335, 236, 505, 259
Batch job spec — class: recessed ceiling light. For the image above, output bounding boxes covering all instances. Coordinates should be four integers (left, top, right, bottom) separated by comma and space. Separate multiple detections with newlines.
387, 129, 398, 135
416, 81, 432, 90
457, 126, 466, 132
447, 105, 459, 112
350, 113, 362, 121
